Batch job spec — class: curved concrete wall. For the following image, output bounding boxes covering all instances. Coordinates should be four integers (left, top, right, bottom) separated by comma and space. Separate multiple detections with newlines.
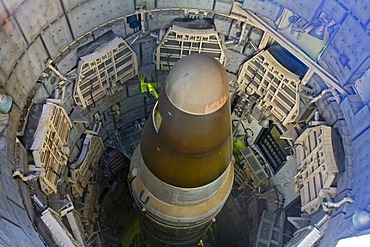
0, 0, 368, 246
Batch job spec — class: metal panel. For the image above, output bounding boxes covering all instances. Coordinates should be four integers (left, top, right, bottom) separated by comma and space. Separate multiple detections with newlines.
351, 127, 370, 211
66, 0, 135, 38
340, 97, 370, 140
237, 50, 301, 126
15, 0, 63, 43
321, 45, 351, 86
240, 147, 268, 188
157, 0, 214, 10
214, 16, 232, 36
355, 69, 370, 105
136, 0, 155, 9
31, 102, 72, 195
68, 134, 104, 198
331, 16, 369, 76
93, 22, 127, 40
56, 48, 79, 75
0, 15, 28, 84
214, 0, 234, 15
41, 16, 74, 58
0, 0, 24, 15
242, 0, 281, 21
4, 37, 48, 109
73, 37, 138, 108
339, 0, 369, 25
61, 0, 88, 11
0, 218, 27, 246
320, 0, 347, 24
155, 25, 225, 70
322, 16, 370, 85
294, 125, 339, 214
273, 0, 322, 21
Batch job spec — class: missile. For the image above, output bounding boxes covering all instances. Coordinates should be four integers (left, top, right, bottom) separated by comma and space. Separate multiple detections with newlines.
129, 53, 234, 246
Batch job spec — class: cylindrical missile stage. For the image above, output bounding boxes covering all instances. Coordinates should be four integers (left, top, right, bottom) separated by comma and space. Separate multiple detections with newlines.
129, 53, 234, 246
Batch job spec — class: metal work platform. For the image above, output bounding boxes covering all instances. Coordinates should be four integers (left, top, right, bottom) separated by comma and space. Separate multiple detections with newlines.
74, 37, 138, 108
31, 102, 72, 195
237, 50, 301, 126
294, 125, 339, 214
155, 25, 225, 70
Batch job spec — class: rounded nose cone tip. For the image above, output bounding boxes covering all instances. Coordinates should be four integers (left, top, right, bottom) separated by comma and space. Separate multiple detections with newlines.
165, 54, 229, 115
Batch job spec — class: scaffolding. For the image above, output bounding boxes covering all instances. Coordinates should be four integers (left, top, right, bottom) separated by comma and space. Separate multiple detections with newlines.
237, 50, 301, 126
31, 102, 72, 195
294, 125, 339, 214
74, 37, 138, 108
155, 25, 225, 70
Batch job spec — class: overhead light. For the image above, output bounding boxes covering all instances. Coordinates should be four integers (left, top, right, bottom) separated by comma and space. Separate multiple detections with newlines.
352, 209, 370, 231
308, 22, 326, 40
258, 117, 270, 129
0, 94, 13, 114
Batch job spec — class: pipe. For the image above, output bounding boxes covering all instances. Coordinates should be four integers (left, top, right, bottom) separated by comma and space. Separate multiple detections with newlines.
309, 88, 336, 104
322, 197, 353, 209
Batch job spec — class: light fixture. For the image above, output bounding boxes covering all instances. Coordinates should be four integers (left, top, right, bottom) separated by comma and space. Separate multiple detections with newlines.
352, 209, 370, 231
0, 94, 13, 114
258, 117, 270, 129
308, 21, 326, 40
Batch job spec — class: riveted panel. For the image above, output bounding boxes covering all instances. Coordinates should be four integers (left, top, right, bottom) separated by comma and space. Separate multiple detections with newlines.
41, 15, 74, 58
0, 219, 24, 247
355, 69, 370, 105
9, 201, 42, 246
2, 168, 24, 209
15, 0, 63, 43
242, 0, 281, 21
57, 49, 79, 75
4, 37, 48, 109
214, 16, 232, 36
0, 163, 19, 224
320, 0, 347, 24
351, 126, 370, 216
273, 0, 322, 21
157, 0, 214, 10
339, 0, 369, 25
0, 15, 27, 85
66, 0, 135, 39
322, 16, 370, 84
331, 16, 369, 74
214, 0, 234, 15
321, 45, 351, 85
92, 22, 127, 40
155, 25, 225, 70
61, 0, 88, 11
5, 105, 21, 162
1, 0, 24, 16
136, 0, 155, 9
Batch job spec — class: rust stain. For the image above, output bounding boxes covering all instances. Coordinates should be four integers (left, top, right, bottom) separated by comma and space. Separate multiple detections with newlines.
204, 94, 228, 114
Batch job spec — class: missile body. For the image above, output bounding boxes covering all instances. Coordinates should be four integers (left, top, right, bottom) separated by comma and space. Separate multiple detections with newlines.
129, 54, 234, 246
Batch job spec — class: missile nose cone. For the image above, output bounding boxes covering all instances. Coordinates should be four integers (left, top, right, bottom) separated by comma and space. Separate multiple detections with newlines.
129, 54, 234, 246
140, 54, 233, 187
165, 54, 229, 115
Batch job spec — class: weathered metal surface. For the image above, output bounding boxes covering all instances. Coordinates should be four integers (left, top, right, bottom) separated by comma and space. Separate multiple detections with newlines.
141, 54, 232, 187
155, 25, 226, 71
15, 0, 63, 43
130, 53, 234, 246
165, 53, 229, 115
41, 15, 74, 58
